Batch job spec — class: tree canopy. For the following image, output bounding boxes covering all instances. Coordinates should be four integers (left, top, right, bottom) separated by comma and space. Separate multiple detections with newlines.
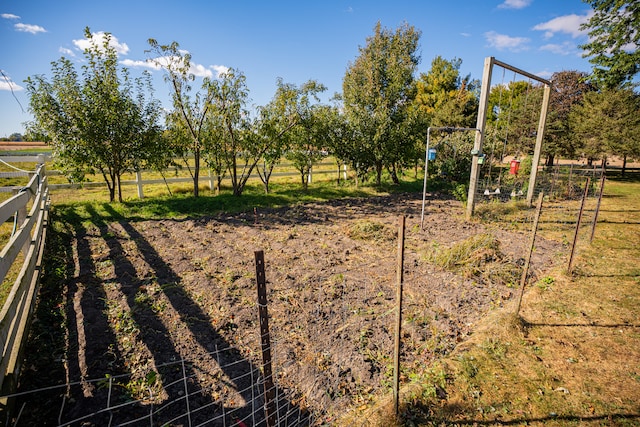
569, 86, 640, 171
342, 22, 421, 185
413, 56, 479, 128
580, 0, 640, 89
26, 28, 163, 202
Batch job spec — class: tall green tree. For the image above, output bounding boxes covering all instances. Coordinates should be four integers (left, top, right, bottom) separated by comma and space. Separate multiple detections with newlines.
484, 80, 533, 161
320, 100, 368, 186
413, 56, 479, 128
544, 70, 595, 165
207, 68, 254, 196
208, 69, 301, 197
580, 0, 640, 89
147, 39, 215, 197
26, 28, 162, 202
255, 78, 305, 193
342, 22, 421, 185
284, 80, 328, 190
569, 87, 640, 173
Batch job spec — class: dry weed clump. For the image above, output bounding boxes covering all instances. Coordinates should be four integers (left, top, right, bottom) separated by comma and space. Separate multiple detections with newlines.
427, 232, 521, 287
347, 219, 396, 242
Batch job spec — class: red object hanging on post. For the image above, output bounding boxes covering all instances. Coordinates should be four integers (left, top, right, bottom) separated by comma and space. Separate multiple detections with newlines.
509, 159, 521, 175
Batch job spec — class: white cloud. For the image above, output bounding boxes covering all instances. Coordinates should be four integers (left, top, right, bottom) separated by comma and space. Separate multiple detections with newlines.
460, 32, 471, 38
539, 41, 576, 55
59, 47, 75, 56
484, 31, 530, 52
536, 70, 553, 79
211, 65, 230, 77
1, 13, 20, 19
15, 23, 46, 34
123, 56, 229, 79
0, 72, 23, 92
533, 12, 593, 39
121, 58, 160, 70
73, 31, 129, 55
498, 0, 532, 10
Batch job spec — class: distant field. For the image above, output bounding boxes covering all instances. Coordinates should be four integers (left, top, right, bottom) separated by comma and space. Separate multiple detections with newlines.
0, 141, 49, 150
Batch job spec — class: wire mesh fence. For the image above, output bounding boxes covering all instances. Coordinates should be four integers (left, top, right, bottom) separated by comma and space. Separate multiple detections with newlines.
474, 163, 604, 204
5, 345, 315, 427
2, 177, 608, 427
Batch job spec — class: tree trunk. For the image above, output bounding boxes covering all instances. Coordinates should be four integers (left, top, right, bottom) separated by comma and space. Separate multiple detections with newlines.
622, 154, 627, 177
389, 163, 400, 185
546, 154, 555, 167
215, 175, 222, 195
117, 175, 123, 203
300, 166, 310, 190
375, 162, 383, 186
193, 149, 200, 197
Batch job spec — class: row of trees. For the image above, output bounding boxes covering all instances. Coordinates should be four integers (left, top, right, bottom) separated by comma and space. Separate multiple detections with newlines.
481, 69, 640, 172
24, 0, 640, 202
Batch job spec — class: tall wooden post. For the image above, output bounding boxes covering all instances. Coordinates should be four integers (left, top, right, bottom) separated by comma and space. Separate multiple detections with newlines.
467, 57, 493, 220
526, 84, 551, 205
136, 170, 144, 199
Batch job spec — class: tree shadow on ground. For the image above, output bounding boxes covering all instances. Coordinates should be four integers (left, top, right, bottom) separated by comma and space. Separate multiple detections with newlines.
13, 204, 311, 426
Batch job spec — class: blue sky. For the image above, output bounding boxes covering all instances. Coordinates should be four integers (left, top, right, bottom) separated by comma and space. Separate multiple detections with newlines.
1, 0, 595, 137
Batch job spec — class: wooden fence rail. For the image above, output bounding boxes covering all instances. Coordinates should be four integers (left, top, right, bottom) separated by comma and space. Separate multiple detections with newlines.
0, 164, 50, 411
0, 155, 349, 197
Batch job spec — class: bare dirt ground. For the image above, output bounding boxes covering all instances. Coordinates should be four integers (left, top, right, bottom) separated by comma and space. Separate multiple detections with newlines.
16, 192, 564, 425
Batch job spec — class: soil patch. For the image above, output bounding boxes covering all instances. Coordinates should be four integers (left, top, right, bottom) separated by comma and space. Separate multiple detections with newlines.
16, 192, 563, 425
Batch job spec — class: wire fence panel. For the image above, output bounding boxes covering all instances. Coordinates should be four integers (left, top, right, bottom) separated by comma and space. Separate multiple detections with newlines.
6, 347, 314, 427
474, 164, 604, 205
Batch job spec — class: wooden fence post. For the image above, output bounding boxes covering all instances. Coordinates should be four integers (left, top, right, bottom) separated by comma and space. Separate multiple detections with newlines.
136, 171, 144, 199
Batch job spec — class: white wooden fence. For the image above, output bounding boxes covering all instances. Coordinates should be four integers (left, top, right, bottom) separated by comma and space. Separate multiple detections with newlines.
0, 164, 50, 408
0, 154, 349, 198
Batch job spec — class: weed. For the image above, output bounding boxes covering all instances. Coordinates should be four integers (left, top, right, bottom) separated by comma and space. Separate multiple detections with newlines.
536, 275, 555, 291
457, 354, 478, 380
347, 220, 395, 242
427, 232, 520, 286
481, 338, 509, 360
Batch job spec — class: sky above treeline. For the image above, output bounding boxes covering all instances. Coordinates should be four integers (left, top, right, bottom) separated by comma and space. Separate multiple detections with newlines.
1, 0, 596, 137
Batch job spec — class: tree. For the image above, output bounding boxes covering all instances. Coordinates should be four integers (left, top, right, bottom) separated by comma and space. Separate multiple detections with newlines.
544, 70, 595, 165
569, 87, 640, 173
580, 0, 640, 89
342, 22, 421, 185
207, 68, 259, 197
8, 133, 23, 142
484, 80, 533, 161
319, 99, 369, 186
255, 78, 302, 193
26, 28, 162, 202
413, 56, 479, 128
147, 39, 216, 197
283, 80, 328, 190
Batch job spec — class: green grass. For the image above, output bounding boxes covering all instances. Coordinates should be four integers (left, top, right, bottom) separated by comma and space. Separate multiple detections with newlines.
396, 174, 640, 426
49, 179, 396, 224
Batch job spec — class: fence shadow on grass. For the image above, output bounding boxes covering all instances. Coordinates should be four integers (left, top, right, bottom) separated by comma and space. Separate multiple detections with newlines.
445, 413, 640, 426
